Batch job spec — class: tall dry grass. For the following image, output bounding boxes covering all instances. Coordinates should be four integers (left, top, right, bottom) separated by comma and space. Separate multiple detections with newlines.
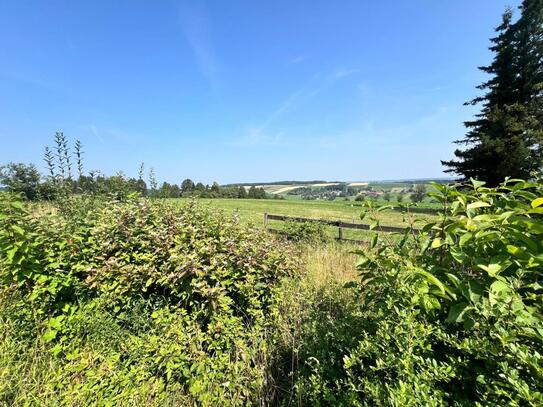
298, 242, 359, 286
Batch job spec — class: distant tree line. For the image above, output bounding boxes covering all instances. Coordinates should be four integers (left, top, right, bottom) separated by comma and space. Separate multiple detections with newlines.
0, 133, 270, 201
170, 179, 268, 199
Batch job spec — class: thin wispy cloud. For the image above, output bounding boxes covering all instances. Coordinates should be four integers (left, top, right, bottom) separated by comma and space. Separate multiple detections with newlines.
238, 87, 316, 146
259, 90, 305, 130
177, 3, 219, 90
235, 129, 287, 147
89, 125, 104, 143
234, 66, 362, 147
86, 125, 141, 146
288, 54, 308, 65
308, 105, 460, 150
334, 68, 358, 78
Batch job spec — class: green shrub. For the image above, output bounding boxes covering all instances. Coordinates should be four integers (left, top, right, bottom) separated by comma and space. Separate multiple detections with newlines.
281, 177, 543, 405
283, 220, 330, 243
0, 195, 297, 405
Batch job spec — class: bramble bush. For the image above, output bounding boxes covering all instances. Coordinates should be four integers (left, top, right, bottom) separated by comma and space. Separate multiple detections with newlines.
0, 194, 297, 405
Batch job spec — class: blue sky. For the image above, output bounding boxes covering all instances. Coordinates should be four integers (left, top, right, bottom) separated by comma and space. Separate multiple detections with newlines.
0, 0, 521, 184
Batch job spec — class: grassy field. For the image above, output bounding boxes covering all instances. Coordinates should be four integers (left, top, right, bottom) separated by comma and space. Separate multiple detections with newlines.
173, 198, 437, 241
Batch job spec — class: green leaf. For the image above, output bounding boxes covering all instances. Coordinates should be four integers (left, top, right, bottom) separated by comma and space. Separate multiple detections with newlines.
467, 201, 491, 210
459, 232, 472, 247
412, 268, 451, 296
445, 273, 460, 288
446, 302, 469, 323
470, 179, 486, 189
376, 205, 393, 212
489, 280, 510, 294
477, 263, 502, 277
450, 247, 466, 263
10, 224, 25, 235
10, 200, 24, 210
530, 197, 543, 208
356, 256, 370, 268
431, 238, 442, 248
43, 329, 57, 343
50, 344, 63, 356
6, 245, 19, 263
370, 234, 378, 249
460, 280, 483, 303
506, 245, 527, 259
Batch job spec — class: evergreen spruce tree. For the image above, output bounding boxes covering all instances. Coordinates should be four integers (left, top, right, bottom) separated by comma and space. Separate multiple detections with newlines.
514, 0, 543, 160
442, 1, 543, 185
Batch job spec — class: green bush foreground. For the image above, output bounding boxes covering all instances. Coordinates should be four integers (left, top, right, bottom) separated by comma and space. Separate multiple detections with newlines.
0, 197, 296, 405
1, 177, 542, 406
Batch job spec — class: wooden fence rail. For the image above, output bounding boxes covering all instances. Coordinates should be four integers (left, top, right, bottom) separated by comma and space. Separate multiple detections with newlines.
264, 213, 419, 243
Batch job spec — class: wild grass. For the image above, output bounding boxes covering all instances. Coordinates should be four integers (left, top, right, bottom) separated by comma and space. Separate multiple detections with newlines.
173, 198, 437, 227
269, 242, 363, 405
172, 198, 434, 243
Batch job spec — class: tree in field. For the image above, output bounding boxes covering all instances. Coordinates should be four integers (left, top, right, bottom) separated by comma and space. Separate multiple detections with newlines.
181, 178, 195, 194
411, 184, 426, 203
247, 186, 256, 199
383, 192, 391, 202
247, 186, 266, 199
211, 182, 220, 194
158, 182, 180, 198
442, 1, 543, 185
237, 186, 247, 199
194, 182, 206, 193
397, 193, 404, 203
0, 163, 41, 200
135, 163, 147, 196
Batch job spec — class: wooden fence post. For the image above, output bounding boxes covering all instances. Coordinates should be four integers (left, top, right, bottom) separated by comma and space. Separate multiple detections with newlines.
264, 213, 268, 229
338, 226, 343, 241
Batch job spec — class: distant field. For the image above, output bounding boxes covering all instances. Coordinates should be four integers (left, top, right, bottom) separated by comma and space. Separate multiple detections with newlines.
173, 198, 437, 241
242, 180, 450, 201
254, 182, 343, 194
311, 182, 340, 187
272, 186, 301, 194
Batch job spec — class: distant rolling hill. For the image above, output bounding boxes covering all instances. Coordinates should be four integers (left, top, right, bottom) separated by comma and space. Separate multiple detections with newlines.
223, 178, 455, 194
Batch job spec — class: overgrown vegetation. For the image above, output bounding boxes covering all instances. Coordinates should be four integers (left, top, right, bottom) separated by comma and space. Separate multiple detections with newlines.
0, 195, 296, 405
282, 220, 330, 243
2, 176, 542, 405
271, 176, 543, 405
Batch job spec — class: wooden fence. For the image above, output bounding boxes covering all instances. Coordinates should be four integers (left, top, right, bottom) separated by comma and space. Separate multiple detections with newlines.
264, 213, 419, 244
